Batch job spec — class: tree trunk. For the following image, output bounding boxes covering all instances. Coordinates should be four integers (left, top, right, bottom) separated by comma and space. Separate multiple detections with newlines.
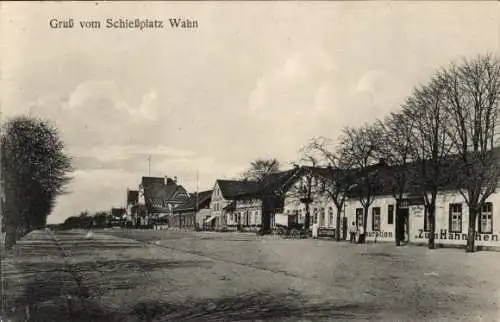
261, 211, 271, 233
358, 206, 369, 244
395, 199, 401, 246
335, 204, 342, 242
466, 207, 478, 253
304, 202, 310, 232
428, 204, 436, 249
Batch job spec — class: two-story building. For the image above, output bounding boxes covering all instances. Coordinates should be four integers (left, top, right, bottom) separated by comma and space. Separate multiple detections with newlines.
136, 176, 189, 228
209, 169, 300, 231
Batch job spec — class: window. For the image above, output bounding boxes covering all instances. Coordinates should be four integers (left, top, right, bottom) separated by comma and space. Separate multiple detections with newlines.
321, 179, 326, 193
328, 207, 334, 227
313, 208, 318, 224
479, 202, 493, 234
320, 208, 325, 226
356, 208, 364, 227
372, 207, 381, 231
449, 203, 463, 233
387, 205, 394, 225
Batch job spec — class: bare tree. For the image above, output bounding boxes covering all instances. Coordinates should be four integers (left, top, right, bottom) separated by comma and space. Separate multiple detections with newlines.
405, 76, 454, 250
377, 111, 416, 246
440, 54, 500, 252
288, 156, 317, 232
303, 137, 356, 241
338, 123, 384, 243
242, 158, 280, 181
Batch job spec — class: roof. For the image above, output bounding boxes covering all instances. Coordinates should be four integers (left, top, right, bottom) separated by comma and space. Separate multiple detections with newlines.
216, 168, 300, 200
127, 190, 138, 205
140, 176, 189, 212
217, 180, 261, 199
307, 148, 500, 198
173, 190, 213, 213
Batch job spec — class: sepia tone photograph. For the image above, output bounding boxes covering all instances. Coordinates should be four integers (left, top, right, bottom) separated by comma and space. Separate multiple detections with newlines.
0, 1, 499, 321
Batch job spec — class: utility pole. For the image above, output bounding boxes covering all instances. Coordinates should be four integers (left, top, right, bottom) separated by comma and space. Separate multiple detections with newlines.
147, 155, 151, 176
195, 170, 199, 230
195, 170, 199, 212
0, 107, 5, 317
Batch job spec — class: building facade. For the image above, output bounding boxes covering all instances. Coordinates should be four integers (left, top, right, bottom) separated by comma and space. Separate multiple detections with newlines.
172, 190, 212, 230
136, 176, 189, 228
208, 169, 299, 231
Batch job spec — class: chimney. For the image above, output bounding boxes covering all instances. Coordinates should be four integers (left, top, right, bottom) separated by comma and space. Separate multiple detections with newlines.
164, 176, 168, 185
174, 176, 177, 183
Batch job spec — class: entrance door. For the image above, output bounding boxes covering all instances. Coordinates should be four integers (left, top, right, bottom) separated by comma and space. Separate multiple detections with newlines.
397, 208, 409, 243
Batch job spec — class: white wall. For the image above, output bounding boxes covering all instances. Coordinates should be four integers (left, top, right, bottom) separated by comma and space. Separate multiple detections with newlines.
344, 195, 396, 242
409, 190, 500, 247
209, 182, 230, 228
196, 208, 212, 227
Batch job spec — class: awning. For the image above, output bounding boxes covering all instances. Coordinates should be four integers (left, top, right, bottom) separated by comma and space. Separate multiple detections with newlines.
204, 215, 218, 223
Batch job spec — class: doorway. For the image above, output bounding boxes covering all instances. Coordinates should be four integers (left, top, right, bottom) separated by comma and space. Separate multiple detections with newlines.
397, 208, 409, 244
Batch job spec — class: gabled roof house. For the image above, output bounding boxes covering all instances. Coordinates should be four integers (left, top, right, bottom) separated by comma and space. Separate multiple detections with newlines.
138, 176, 189, 214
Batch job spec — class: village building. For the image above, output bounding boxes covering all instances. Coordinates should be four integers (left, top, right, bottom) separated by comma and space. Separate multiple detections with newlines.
264, 160, 500, 249
338, 159, 500, 249
136, 176, 189, 228
208, 169, 299, 231
278, 166, 344, 238
171, 190, 212, 230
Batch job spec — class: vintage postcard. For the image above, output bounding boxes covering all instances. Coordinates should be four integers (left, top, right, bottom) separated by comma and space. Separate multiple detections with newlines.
0, 1, 499, 321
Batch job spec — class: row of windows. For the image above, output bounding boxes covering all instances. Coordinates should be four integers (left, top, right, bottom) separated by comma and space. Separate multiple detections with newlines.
424, 202, 493, 234
355, 207, 386, 231
287, 207, 335, 226
353, 202, 494, 234
229, 211, 260, 225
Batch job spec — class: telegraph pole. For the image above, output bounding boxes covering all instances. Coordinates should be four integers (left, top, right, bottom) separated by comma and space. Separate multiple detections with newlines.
147, 155, 151, 176
0, 107, 5, 317
195, 169, 199, 211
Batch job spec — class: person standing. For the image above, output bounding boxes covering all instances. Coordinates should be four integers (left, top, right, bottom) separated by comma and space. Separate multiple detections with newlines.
349, 221, 357, 243
357, 224, 365, 244
312, 221, 319, 238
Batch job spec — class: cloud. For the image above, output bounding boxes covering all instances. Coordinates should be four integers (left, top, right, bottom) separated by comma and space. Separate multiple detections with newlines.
248, 50, 337, 129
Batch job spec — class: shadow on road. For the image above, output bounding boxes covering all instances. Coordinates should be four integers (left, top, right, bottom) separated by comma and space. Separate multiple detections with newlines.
127, 291, 378, 322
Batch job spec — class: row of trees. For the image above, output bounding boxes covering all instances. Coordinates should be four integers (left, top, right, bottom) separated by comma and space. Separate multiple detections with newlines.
303, 54, 500, 252
60, 210, 110, 230
1, 116, 73, 247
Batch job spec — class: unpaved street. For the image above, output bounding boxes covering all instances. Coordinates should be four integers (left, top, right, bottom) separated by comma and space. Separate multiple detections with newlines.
4, 229, 500, 321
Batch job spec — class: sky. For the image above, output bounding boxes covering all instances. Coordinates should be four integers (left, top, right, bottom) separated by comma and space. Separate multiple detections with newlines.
1, 2, 498, 224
